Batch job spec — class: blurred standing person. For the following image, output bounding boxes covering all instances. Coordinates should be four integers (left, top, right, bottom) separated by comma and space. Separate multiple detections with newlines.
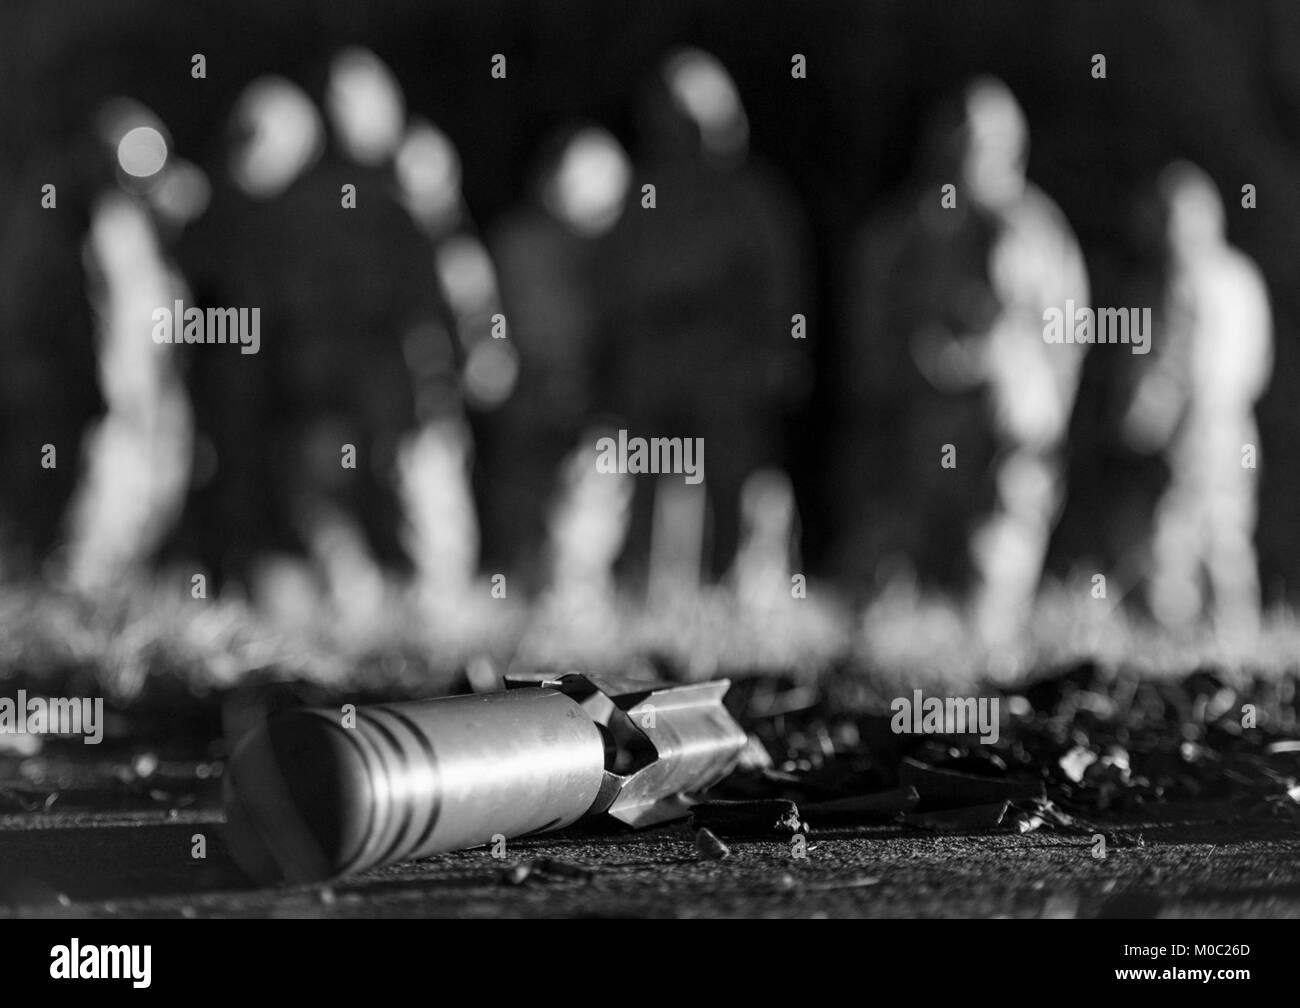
598, 47, 809, 588
482, 125, 631, 583
964, 78, 1091, 645
181, 54, 464, 621
840, 77, 1090, 644
836, 106, 997, 594
392, 113, 502, 608
179, 75, 324, 592
1123, 161, 1272, 636
62, 101, 197, 596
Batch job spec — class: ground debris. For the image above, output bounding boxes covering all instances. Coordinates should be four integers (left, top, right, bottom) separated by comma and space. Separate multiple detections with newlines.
800, 786, 920, 824
903, 800, 1011, 833
1255, 781, 1300, 821
499, 857, 595, 885
0, 788, 51, 813
694, 827, 731, 860
1007, 796, 1099, 835
1011, 809, 1045, 834
899, 757, 1045, 809
1059, 745, 1097, 784
690, 799, 803, 838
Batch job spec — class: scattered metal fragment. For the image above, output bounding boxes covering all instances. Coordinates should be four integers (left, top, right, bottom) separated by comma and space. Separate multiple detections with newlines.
1026, 797, 1097, 834
1093, 830, 1146, 849
903, 800, 1011, 833
900, 757, 1045, 808
801, 786, 920, 824
500, 857, 594, 884
691, 799, 802, 837
694, 827, 731, 860
1012, 810, 1045, 834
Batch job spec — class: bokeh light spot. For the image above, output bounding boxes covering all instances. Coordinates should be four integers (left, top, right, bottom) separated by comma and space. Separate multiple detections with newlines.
117, 125, 168, 178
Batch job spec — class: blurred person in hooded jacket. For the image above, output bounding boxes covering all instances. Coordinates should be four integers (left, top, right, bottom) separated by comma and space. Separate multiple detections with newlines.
596, 48, 810, 590
839, 77, 1090, 644
1123, 161, 1272, 637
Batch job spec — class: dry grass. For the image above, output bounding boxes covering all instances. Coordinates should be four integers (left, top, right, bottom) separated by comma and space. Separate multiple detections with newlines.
2, 567, 1297, 707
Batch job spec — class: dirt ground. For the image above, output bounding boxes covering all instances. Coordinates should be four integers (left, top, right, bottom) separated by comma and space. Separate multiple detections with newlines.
3, 654, 1299, 919
3, 791, 1298, 918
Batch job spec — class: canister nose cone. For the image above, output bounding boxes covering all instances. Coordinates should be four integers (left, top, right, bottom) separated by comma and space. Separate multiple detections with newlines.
223, 712, 374, 884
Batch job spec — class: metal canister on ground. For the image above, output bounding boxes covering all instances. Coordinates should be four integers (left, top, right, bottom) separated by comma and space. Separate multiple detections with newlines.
222, 674, 747, 882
